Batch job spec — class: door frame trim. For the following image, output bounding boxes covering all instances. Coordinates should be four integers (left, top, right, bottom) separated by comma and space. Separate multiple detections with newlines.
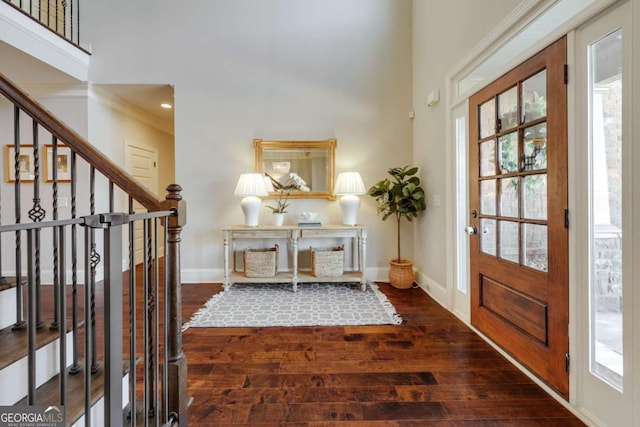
441, 0, 623, 424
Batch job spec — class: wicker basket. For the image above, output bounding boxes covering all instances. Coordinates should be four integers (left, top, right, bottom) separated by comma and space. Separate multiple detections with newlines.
311, 246, 344, 277
244, 245, 278, 278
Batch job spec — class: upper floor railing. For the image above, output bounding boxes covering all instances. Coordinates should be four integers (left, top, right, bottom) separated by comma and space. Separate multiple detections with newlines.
2, 0, 83, 49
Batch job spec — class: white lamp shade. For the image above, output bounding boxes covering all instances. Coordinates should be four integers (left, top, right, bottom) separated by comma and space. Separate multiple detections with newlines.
234, 173, 268, 227
334, 172, 365, 226
234, 173, 269, 197
334, 172, 366, 195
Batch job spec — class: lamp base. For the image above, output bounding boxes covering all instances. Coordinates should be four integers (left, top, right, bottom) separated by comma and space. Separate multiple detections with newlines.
241, 196, 262, 227
339, 194, 361, 226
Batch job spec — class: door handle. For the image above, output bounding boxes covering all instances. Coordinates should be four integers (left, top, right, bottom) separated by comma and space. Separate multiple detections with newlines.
465, 226, 477, 235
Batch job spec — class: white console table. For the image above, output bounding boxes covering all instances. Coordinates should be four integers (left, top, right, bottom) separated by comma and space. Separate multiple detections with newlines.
222, 225, 367, 291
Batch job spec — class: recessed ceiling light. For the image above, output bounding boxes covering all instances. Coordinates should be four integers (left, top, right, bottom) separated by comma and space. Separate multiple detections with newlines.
160, 103, 172, 109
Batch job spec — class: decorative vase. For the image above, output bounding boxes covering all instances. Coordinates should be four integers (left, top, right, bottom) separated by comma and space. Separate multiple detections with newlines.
273, 212, 285, 226
389, 259, 414, 289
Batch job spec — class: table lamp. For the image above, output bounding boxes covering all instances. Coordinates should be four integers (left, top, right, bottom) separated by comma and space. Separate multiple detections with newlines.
334, 171, 366, 226
234, 173, 268, 227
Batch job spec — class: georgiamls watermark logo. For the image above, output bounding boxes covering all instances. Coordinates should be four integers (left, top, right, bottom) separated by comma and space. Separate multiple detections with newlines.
0, 406, 65, 427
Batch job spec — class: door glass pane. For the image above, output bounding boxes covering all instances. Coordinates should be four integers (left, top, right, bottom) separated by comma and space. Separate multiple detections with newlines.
480, 218, 496, 256
480, 99, 496, 138
523, 174, 547, 220
523, 223, 547, 271
499, 177, 518, 217
498, 86, 518, 130
480, 140, 496, 177
522, 70, 547, 123
524, 123, 548, 171
498, 132, 518, 173
589, 28, 623, 390
499, 220, 519, 263
480, 179, 496, 216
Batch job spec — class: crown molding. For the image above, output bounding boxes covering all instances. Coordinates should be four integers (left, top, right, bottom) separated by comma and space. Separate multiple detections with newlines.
88, 84, 174, 135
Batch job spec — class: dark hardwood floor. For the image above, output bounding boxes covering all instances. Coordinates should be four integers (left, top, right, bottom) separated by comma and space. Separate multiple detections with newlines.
181, 282, 586, 426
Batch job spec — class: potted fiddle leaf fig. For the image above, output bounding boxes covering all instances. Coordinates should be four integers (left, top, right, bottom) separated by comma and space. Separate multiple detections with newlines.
368, 165, 426, 289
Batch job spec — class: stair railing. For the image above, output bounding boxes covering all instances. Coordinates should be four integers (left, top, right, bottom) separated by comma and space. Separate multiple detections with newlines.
1, 0, 84, 49
0, 71, 188, 426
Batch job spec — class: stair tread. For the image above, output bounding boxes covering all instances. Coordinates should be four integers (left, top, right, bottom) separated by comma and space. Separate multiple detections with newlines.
0, 318, 74, 371
0, 276, 26, 292
16, 358, 131, 426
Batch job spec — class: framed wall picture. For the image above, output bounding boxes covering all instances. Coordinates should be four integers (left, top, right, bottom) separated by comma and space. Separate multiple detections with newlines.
4, 145, 35, 183
44, 144, 72, 182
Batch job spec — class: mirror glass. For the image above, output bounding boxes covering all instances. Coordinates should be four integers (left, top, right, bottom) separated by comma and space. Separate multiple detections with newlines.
254, 139, 336, 199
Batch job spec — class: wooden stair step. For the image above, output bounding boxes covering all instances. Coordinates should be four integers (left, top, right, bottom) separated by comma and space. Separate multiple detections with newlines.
0, 276, 26, 292
0, 318, 74, 371
16, 358, 131, 427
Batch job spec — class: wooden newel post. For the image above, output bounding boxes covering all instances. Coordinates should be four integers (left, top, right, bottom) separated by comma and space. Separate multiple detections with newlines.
162, 184, 189, 425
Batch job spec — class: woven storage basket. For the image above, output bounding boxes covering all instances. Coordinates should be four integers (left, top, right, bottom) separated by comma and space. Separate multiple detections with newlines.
244, 245, 278, 278
311, 246, 344, 277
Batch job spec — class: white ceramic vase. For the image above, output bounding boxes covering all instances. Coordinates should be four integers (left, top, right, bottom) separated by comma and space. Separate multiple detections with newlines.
273, 212, 285, 226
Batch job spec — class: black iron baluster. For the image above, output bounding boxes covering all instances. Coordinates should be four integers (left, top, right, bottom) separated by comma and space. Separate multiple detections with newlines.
13, 106, 25, 330
28, 125, 45, 329
57, 224, 67, 406
89, 166, 100, 374
83, 224, 93, 427
26, 228, 37, 404
128, 196, 137, 424
143, 218, 151, 425
69, 150, 81, 374
50, 138, 60, 330
162, 215, 169, 424
153, 217, 160, 420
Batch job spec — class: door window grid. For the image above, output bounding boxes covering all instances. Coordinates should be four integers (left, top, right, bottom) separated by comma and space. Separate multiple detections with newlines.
477, 72, 549, 271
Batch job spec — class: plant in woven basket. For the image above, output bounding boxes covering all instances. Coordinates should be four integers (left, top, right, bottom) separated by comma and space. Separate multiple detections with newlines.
368, 165, 426, 289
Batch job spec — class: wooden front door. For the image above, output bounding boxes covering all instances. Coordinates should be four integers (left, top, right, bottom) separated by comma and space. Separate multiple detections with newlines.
468, 37, 569, 398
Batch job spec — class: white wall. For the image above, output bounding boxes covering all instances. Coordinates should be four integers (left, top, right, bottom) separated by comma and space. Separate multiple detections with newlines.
87, 87, 175, 202
82, 0, 413, 282
411, 0, 521, 289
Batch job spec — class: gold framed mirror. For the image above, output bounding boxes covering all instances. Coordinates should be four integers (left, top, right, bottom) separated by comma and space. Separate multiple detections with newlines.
254, 138, 336, 200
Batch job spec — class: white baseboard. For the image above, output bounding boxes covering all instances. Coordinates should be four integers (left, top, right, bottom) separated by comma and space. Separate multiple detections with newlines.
414, 270, 447, 307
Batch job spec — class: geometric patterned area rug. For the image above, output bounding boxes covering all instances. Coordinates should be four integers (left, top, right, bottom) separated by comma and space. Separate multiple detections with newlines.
182, 281, 402, 329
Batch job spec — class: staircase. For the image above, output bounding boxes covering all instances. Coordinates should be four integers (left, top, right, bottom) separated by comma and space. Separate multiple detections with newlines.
0, 71, 189, 426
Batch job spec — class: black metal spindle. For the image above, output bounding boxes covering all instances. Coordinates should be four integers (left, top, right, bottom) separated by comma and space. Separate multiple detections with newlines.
89, 166, 100, 374
162, 217, 169, 423
57, 224, 67, 406
28, 127, 45, 330
26, 228, 37, 404
153, 217, 160, 420
83, 224, 92, 427
128, 197, 137, 424
102, 213, 125, 426
146, 218, 156, 420
13, 106, 25, 330
50, 138, 60, 330
142, 218, 150, 426
69, 150, 81, 374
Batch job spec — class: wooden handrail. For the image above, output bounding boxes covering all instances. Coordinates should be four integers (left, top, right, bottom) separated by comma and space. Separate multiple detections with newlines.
0, 72, 164, 211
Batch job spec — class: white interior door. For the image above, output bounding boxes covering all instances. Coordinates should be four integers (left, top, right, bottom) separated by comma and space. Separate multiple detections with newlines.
573, 1, 636, 425
125, 140, 159, 265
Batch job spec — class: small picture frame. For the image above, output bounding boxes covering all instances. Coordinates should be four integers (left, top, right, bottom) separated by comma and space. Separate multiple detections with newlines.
44, 144, 72, 182
4, 145, 35, 183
